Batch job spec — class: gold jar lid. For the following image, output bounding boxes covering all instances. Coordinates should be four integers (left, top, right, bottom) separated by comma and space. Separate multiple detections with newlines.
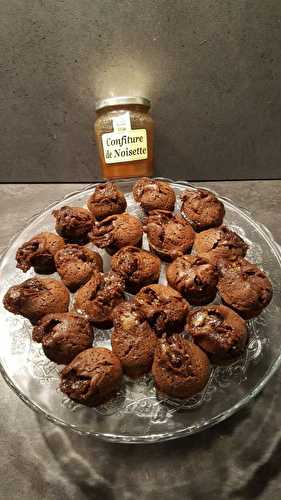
96, 96, 151, 111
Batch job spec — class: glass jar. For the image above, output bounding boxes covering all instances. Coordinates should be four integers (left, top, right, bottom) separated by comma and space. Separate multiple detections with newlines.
95, 96, 154, 179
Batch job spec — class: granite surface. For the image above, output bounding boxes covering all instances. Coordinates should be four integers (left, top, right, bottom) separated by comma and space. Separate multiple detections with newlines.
0, 181, 281, 500
1, 1, 281, 182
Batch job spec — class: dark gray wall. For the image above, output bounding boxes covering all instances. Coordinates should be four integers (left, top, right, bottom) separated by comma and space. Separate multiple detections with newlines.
0, 0, 280, 182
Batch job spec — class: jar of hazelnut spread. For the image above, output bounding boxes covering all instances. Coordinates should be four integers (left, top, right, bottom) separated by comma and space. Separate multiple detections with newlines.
95, 96, 154, 179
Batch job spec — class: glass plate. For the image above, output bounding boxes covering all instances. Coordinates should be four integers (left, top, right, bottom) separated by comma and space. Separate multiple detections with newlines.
0, 178, 281, 444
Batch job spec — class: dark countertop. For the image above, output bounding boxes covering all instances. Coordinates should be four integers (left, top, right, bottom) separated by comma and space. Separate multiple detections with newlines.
0, 181, 281, 500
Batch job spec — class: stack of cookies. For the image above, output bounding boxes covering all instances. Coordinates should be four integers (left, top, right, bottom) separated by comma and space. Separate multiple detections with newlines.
3, 178, 273, 406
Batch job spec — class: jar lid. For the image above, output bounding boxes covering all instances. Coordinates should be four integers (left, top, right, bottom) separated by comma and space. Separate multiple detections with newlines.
96, 96, 151, 111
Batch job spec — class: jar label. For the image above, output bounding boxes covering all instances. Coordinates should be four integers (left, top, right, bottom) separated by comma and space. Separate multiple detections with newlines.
102, 129, 148, 164
112, 112, 131, 132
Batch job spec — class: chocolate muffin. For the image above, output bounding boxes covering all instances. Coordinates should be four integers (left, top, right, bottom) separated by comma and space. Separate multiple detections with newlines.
3, 277, 69, 324
152, 334, 210, 399
135, 284, 189, 336
166, 255, 219, 305
111, 246, 161, 294
144, 210, 195, 262
133, 178, 176, 213
89, 213, 143, 255
87, 182, 127, 220
181, 188, 225, 231
16, 232, 65, 274
193, 226, 248, 267
32, 312, 94, 364
111, 301, 157, 377
60, 347, 123, 406
188, 305, 248, 364
218, 258, 273, 319
74, 271, 125, 328
52, 206, 93, 244
54, 244, 103, 292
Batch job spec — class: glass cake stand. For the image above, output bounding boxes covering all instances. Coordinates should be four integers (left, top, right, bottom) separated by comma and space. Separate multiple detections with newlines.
0, 179, 280, 443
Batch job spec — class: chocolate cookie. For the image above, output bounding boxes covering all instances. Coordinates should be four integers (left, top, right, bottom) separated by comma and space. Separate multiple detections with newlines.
111, 302, 157, 377
181, 188, 225, 231
53, 206, 93, 244
74, 271, 125, 328
16, 232, 64, 274
32, 312, 94, 364
135, 284, 189, 336
152, 334, 210, 399
218, 258, 273, 319
87, 182, 127, 220
133, 178, 176, 213
60, 347, 123, 406
3, 277, 69, 324
111, 246, 161, 294
166, 255, 218, 305
144, 210, 195, 262
193, 226, 248, 267
89, 213, 143, 255
188, 305, 248, 364
54, 244, 103, 292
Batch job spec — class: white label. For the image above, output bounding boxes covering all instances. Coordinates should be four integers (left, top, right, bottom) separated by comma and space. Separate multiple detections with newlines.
102, 129, 148, 164
112, 112, 131, 132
